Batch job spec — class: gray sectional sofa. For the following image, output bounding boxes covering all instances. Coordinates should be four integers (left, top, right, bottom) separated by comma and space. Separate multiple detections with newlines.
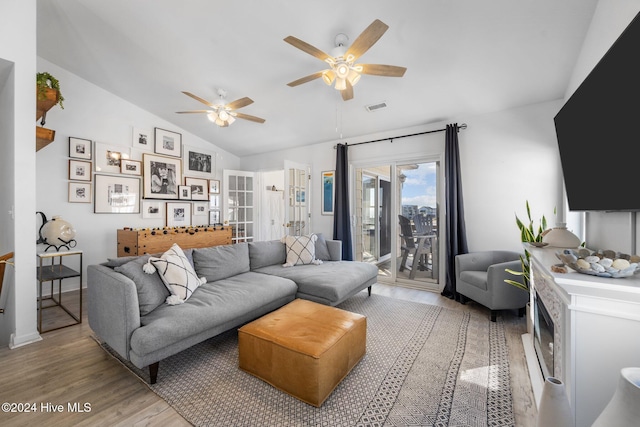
87, 236, 378, 383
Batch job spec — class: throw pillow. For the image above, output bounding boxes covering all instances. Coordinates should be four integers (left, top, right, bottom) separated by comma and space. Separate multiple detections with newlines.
114, 255, 170, 316
281, 234, 323, 267
314, 233, 332, 261
144, 243, 206, 304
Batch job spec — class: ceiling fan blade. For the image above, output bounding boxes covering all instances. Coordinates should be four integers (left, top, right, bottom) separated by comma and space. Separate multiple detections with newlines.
233, 112, 266, 123
359, 64, 407, 77
176, 110, 211, 114
287, 71, 325, 87
284, 36, 331, 62
341, 80, 354, 101
225, 97, 253, 110
182, 91, 215, 107
346, 19, 389, 61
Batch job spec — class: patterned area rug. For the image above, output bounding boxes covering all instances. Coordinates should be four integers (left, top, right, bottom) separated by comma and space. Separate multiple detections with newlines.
101, 293, 515, 426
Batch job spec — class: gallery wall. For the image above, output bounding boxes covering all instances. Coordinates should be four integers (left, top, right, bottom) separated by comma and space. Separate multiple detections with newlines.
35, 58, 241, 283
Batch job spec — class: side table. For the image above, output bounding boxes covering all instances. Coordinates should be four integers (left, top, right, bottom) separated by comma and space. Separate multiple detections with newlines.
36, 250, 83, 333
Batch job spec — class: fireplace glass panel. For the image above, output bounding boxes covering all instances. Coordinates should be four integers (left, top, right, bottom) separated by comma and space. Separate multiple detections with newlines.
534, 292, 554, 379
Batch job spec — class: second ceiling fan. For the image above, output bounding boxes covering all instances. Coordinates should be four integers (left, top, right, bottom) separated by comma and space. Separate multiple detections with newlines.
177, 89, 266, 127
284, 19, 407, 101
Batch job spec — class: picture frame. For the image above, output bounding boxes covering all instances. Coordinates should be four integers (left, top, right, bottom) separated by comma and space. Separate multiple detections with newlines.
132, 127, 152, 151
94, 142, 130, 174
185, 177, 209, 201
183, 146, 215, 178
209, 179, 220, 194
209, 210, 221, 225
142, 153, 182, 199
69, 137, 92, 160
94, 174, 141, 214
68, 182, 91, 203
120, 159, 142, 175
69, 159, 92, 181
209, 194, 220, 209
178, 185, 192, 200
142, 200, 163, 219
321, 170, 335, 215
192, 201, 209, 217
166, 202, 191, 227
154, 127, 182, 158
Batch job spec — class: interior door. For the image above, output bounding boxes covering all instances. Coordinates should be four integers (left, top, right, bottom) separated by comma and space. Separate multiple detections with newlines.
222, 169, 255, 243
284, 161, 310, 236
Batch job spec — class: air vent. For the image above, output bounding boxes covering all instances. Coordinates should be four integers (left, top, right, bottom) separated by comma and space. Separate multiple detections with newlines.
365, 101, 387, 112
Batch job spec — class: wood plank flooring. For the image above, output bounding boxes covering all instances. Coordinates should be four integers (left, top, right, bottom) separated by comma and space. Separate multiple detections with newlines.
0, 284, 536, 426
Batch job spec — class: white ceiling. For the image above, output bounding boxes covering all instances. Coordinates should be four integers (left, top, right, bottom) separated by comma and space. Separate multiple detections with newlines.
36, 0, 598, 158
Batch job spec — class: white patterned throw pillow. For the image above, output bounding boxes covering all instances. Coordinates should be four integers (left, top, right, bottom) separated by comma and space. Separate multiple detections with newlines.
281, 234, 323, 267
143, 243, 206, 304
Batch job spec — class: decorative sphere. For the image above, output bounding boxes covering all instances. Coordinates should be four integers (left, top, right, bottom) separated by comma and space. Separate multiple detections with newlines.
41, 215, 76, 244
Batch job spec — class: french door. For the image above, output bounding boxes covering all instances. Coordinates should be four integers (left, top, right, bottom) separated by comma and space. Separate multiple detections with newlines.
284, 161, 311, 236
222, 170, 255, 243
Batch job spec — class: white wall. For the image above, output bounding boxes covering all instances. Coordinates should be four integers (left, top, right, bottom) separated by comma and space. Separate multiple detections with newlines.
35, 59, 241, 285
241, 99, 563, 253
0, 0, 40, 348
565, 1, 640, 253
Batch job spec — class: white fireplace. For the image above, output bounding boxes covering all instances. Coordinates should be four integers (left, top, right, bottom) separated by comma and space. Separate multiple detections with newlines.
523, 247, 640, 427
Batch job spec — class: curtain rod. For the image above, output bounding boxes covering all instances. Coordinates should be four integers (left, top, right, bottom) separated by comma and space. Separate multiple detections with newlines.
334, 123, 467, 148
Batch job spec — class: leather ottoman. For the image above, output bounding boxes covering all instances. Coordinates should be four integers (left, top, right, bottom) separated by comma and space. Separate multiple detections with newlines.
238, 298, 366, 407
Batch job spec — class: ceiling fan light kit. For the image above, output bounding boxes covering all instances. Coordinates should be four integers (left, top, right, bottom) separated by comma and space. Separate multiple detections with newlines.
177, 89, 265, 128
284, 19, 406, 101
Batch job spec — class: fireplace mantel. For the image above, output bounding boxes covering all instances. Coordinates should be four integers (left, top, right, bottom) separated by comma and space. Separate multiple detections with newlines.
525, 247, 640, 427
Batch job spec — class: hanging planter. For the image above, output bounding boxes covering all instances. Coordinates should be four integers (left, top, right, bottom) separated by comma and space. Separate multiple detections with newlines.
36, 71, 64, 110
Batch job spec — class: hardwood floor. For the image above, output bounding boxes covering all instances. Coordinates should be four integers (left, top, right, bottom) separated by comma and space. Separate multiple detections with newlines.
0, 284, 536, 426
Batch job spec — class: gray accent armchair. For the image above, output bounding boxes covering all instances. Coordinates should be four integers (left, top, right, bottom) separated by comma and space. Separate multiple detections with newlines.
455, 251, 529, 322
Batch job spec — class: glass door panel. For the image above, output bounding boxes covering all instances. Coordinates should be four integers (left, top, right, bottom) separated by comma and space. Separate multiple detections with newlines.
284, 162, 310, 236
223, 170, 255, 243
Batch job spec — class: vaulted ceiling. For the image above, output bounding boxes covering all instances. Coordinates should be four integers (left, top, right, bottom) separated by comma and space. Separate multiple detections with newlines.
37, 0, 598, 157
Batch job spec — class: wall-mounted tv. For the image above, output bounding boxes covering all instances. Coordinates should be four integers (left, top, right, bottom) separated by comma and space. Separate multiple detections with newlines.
554, 12, 640, 211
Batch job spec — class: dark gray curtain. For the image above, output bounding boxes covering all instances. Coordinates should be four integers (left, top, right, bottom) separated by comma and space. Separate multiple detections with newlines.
333, 143, 353, 260
441, 123, 469, 300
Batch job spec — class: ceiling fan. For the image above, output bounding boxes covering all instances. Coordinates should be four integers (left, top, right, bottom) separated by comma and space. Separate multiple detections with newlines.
176, 89, 266, 127
284, 19, 407, 101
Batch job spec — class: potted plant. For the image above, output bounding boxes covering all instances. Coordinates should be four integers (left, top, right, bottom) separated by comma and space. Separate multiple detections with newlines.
36, 71, 64, 109
504, 201, 550, 291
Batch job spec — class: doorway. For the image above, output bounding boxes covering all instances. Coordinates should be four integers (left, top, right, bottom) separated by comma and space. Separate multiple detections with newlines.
355, 159, 441, 291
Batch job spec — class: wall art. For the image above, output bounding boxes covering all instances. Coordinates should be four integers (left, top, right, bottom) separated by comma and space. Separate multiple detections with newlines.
178, 185, 192, 200
154, 127, 182, 157
69, 137, 92, 160
94, 174, 140, 214
183, 145, 215, 178
185, 177, 209, 201
68, 182, 91, 203
209, 179, 220, 194
69, 159, 92, 181
94, 142, 130, 174
132, 127, 152, 151
166, 202, 191, 227
321, 170, 335, 215
142, 153, 182, 199
142, 200, 163, 219
120, 159, 142, 175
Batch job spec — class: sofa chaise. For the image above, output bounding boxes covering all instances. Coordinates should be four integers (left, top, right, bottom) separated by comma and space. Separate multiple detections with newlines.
87, 236, 378, 383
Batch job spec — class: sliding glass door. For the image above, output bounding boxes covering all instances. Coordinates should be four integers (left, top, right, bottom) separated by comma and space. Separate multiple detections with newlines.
355, 159, 441, 291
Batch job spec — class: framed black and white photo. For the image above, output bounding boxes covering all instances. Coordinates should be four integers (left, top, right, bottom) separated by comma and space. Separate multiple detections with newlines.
166, 202, 191, 227
183, 146, 215, 178
120, 159, 142, 175
192, 201, 208, 217
132, 127, 152, 151
143, 153, 182, 199
209, 179, 220, 194
69, 137, 92, 160
68, 182, 91, 203
209, 209, 221, 225
95, 142, 130, 173
154, 127, 182, 157
185, 177, 209, 201
142, 200, 163, 219
178, 185, 192, 200
94, 174, 140, 214
69, 159, 92, 181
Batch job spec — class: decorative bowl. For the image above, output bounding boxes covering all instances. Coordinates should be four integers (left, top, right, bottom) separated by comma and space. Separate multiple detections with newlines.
556, 248, 640, 278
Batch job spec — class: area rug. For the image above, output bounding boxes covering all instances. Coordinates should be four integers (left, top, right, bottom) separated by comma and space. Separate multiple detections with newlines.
100, 293, 515, 426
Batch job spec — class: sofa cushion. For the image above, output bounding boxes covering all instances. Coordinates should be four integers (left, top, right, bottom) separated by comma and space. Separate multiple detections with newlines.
106, 248, 194, 269
149, 244, 204, 302
460, 271, 488, 291
314, 233, 331, 261
131, 272, 297, 356
114, 255, 170, 315
248, 240, 286, 270
282, 234, 320, 267
193, 242, 250, 282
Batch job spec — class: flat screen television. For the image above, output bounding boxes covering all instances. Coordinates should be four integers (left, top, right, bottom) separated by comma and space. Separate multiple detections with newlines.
554, 12, 640, 211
